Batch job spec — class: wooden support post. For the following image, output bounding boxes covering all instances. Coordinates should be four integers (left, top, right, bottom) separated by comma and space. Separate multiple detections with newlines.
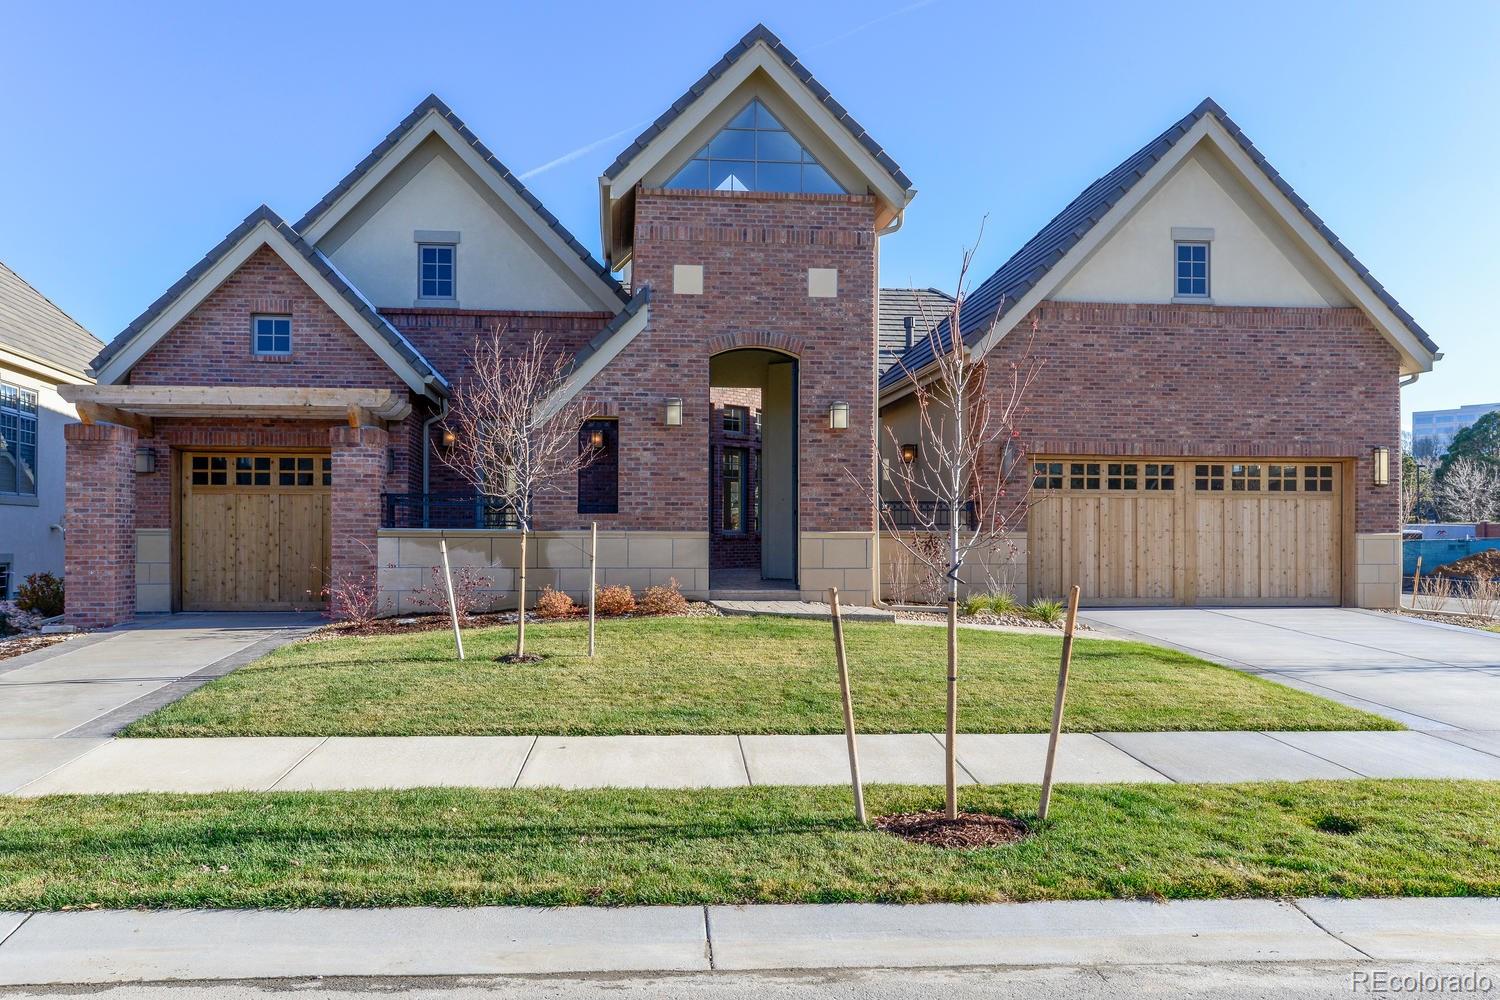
1410, 555, 1423, 612
588, 521, 598, 657
828, 587, 866, 825
439, 536, 465, 661
516, 529, 528, 658
1038, 584, 1082, 821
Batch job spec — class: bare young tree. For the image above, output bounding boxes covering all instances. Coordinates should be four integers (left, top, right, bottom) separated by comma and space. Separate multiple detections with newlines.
868, 229, 1041, 820
442, 331, 599, 661
1437, 458, 1500, 523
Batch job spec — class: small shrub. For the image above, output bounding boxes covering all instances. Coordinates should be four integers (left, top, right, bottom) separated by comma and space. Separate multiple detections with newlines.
15, 572, 64, 618
988, 591, 1022, 616
409, 566, 489, 622
595, 584, 636, 616
961, 594, 992, 617
639, 577, 688, 616
322, 572, 387, 627
1459, 574, 1500, 621
1025, 598, 1065, 626
534, 586, 578, 620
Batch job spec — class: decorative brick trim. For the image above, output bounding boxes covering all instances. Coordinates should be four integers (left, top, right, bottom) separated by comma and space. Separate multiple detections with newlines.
639, 186, 876, 207
249, 297, 292, 314
705, 331, 808, 358
252, 353, 294, 364
636, 222, 872, 248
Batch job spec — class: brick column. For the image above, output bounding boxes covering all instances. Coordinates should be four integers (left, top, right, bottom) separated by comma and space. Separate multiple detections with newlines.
65, 422, 138, 628
328, 425, 388, 616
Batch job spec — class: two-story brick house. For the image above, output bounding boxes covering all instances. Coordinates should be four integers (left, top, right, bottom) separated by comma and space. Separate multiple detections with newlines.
62, 25, 1437, 626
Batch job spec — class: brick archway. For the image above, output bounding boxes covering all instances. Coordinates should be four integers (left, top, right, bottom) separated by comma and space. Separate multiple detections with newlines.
705, 331, 806, 358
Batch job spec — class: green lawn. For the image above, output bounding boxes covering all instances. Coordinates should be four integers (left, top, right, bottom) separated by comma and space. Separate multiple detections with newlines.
1, 782, 1495, 909
124, 617, 1394, 737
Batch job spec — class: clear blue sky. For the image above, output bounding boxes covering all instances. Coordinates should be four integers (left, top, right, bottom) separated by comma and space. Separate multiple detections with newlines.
3, 0, 1495, 427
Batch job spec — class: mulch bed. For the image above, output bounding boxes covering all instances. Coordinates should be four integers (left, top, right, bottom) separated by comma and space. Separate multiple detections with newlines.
0, 634, 73, 662
874, 810, 1031, 849
896, 609, 1088, 631
310, 603, 723, 641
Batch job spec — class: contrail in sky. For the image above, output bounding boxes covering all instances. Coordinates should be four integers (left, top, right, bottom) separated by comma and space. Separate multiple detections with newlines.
518, 0, 942, 180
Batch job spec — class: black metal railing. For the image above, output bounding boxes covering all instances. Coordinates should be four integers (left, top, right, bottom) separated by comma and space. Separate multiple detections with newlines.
880, 500, 978, 531
382, 492, 519, 530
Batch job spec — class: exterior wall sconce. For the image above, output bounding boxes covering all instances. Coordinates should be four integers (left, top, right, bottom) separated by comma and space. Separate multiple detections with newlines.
589, 428, 606, 449
134, 447, 156, 474
440, 428, 457, 449
1372, 445, 1391, 486
664, 398, 683, 426
900, 443, 919, 464
828, 401, 850, 430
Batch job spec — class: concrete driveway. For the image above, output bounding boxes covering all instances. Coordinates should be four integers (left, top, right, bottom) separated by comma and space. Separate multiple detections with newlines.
1080, 607, 1500, 731
0, 613, 320, 793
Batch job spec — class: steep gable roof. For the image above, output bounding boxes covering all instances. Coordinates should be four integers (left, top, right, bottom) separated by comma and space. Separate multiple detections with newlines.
603, 23, 913, 193
881, 98, 1440, 392
295, 94, 627, 311
0, 261, 101, 380
91, 206, 449, 397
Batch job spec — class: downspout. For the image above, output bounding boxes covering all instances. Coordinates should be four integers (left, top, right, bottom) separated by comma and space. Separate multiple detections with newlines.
1399, 373, 1419, 387
871, 203, 907, 607
421, 397, 449, 529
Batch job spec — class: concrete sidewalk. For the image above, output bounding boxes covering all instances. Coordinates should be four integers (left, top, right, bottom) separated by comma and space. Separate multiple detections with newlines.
1, 897, 1497, 985
9, 728, 1500, 795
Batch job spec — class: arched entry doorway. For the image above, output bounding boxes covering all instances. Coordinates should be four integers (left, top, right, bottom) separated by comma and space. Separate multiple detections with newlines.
708, 348, 798, 594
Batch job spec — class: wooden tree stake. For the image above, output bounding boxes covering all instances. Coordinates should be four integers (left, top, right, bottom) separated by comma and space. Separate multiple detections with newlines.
945, 594, 959, 820
828, 587, 866, 825
516, 529, 528, 658
1410, 555, 1423, 613
588, 521, 598, 657
1038, 584, 1082, 821
438, 536, 465, 661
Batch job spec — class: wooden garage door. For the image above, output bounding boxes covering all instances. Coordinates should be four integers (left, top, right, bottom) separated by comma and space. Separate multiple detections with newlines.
180, 452, 332, 611
1028, 459, 1342, 606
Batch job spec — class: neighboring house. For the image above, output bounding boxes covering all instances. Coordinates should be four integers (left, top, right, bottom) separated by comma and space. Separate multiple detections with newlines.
0, 262, 102, 600
1412, 402, 1500, 458
61, 24, 1438, 626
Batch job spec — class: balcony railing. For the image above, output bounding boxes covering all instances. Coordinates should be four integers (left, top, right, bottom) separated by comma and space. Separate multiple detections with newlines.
382, 492, 519, 530
880, 500, 978, 531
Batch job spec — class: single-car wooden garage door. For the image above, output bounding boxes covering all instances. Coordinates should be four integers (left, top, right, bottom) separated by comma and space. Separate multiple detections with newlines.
180, 451, 332, 611
1028, 458, 1343, 606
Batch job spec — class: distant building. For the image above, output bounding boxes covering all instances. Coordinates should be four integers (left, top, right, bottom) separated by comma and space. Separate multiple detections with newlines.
1412, 402, 1500, 458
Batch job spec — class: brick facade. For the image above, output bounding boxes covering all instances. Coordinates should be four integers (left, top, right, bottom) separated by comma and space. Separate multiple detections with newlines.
64, 422, 137, 627
533, 188, 879, 541
983, 301, 1402, 534
709, 387, 762, 569
329, 425, 390, 592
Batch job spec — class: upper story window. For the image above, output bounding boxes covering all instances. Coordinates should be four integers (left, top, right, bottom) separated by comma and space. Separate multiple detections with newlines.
419, 244, 455, 299
252, 315, 291, 356
1175, 241, 1210, 298
722, 405, 749, 434
664, 99, 847, 196
0, 381, 38, 497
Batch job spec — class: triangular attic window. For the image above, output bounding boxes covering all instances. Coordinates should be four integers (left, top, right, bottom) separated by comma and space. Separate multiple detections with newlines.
664, 99, 847, 195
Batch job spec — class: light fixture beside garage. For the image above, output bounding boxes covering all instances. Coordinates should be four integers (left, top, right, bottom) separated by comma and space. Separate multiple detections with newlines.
589, 428, 606, 449
134, 447, 156, 474
440, 428, 457, 450
900, 442, 918, 464
664, 397, 683, 427
1372, 446, 1391, 486
828, 401, 850, 430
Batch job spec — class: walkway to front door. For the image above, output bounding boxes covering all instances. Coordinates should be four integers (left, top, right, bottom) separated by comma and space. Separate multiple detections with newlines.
1080, 607, 1500, 730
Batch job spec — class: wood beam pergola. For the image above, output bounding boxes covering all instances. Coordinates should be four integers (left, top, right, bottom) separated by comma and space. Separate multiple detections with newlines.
59, 385, 414, 428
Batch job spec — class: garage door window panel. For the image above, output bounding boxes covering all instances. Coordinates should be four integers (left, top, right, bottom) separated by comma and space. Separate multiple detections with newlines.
1033, 461, 1063, 490
1231, 464, 1263, 491
1069, 462, 1101, 490
1194, 464, 1225, 491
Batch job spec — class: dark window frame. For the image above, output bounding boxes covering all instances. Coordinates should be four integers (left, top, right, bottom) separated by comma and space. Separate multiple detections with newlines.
577, 419, 619, 515
721, 446, 748, 533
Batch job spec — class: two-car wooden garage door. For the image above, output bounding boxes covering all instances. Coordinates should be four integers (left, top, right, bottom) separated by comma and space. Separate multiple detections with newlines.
1028, 458, 1343, 606
180, 451, 332, 611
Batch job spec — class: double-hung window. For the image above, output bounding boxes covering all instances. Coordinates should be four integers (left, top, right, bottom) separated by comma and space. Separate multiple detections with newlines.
722, 447, 747, 533
1175, 241, 1210, 298
0, 381, 39, 497
252, 315, 291, 356
419, 244, 455, 299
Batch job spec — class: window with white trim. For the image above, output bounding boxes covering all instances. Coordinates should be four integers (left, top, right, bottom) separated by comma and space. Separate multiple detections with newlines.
252, 315, 291, 356
0, 382, 39, 496
0, 560, 11, 600
419, 244, 455, 299
1175, 241, 1210, 298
